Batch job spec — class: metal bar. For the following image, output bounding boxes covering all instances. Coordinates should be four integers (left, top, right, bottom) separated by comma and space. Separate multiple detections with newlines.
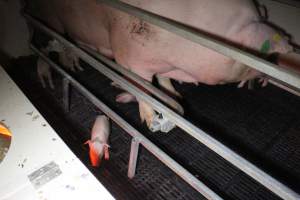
97, 0, 300, 90
62, 78, 70, 112
269, 78, 300, 96
128, 137, 140, 179
80, 46, 183, 115
269, 0, 300, 8
31, 45, 223, 200
25, 14, 300, 200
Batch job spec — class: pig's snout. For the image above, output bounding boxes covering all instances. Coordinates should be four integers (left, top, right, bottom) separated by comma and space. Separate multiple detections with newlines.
85, 139, 110, 167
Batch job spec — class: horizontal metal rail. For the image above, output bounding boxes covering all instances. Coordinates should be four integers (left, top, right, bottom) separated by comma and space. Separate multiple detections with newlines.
31, 45, 222, 200
270, 0, 300, 8
269, 78, 300, 96
98, 0, 300, 90
25, 14, 299, 200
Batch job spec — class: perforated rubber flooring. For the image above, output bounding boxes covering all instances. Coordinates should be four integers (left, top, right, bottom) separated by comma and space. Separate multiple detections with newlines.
6, 55, 300, 200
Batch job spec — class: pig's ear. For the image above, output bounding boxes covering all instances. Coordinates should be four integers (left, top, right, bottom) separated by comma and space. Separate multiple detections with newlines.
84, 140, 91, 146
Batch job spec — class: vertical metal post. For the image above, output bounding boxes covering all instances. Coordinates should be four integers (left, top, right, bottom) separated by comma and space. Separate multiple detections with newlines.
63, 78, 70, 112
128, 137, 140, 179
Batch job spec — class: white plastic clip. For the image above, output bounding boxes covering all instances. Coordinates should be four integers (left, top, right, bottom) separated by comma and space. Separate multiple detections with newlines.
150, 113, 176, 133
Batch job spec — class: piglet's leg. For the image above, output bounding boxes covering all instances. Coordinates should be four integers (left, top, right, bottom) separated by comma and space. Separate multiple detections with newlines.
116, 92, 137, 103
47, 39, 83, 72
59, 46, 83, 72
37, 49, 55, 89
110, 82, 137, 103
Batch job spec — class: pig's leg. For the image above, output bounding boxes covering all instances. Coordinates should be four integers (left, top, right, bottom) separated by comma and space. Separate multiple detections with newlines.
118, 68, 156, 128
110, 82, 137, 103
116, 92, 137, 103
46, 15, 83, 71
58, 45, 83, 72
47, 40, 83, 72
112, 81, 154, 125
139, 100, 156, 127
156, 75, 182, 98
112, 78, 156, 127
130, 72, 156, 128
37, 51, 55, 89
37, 47, 55, 89
156, 75, 184, 115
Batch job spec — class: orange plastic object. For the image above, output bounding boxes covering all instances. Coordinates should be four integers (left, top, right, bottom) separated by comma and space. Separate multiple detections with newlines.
0, 124, 12, 137
89, 145, 101, 167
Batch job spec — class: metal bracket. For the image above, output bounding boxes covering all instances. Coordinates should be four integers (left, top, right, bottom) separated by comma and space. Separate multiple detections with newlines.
150, 113, 176, 133
28, 161, 62, 189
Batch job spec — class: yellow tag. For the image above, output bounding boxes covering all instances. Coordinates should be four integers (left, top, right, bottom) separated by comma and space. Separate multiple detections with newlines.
273, 33, 282, 43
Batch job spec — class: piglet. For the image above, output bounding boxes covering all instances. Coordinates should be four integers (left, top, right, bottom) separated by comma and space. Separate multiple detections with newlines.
85, 115, 110, 167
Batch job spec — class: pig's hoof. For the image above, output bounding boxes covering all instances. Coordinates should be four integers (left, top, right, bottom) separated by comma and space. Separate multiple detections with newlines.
111, 81, 121, 89
174, 103, 184, 115
139, 101, 155, 129
173, 91, 182, 99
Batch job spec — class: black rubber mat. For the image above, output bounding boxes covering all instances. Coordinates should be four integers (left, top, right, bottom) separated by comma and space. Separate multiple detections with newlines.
6, 53, 300, 200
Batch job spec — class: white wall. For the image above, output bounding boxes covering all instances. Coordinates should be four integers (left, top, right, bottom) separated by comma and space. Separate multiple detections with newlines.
0, 0, 31, 59
258, 0, 300, 45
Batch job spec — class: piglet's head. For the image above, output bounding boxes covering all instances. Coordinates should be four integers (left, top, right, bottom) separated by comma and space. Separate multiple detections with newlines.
85, 139, 110, 167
